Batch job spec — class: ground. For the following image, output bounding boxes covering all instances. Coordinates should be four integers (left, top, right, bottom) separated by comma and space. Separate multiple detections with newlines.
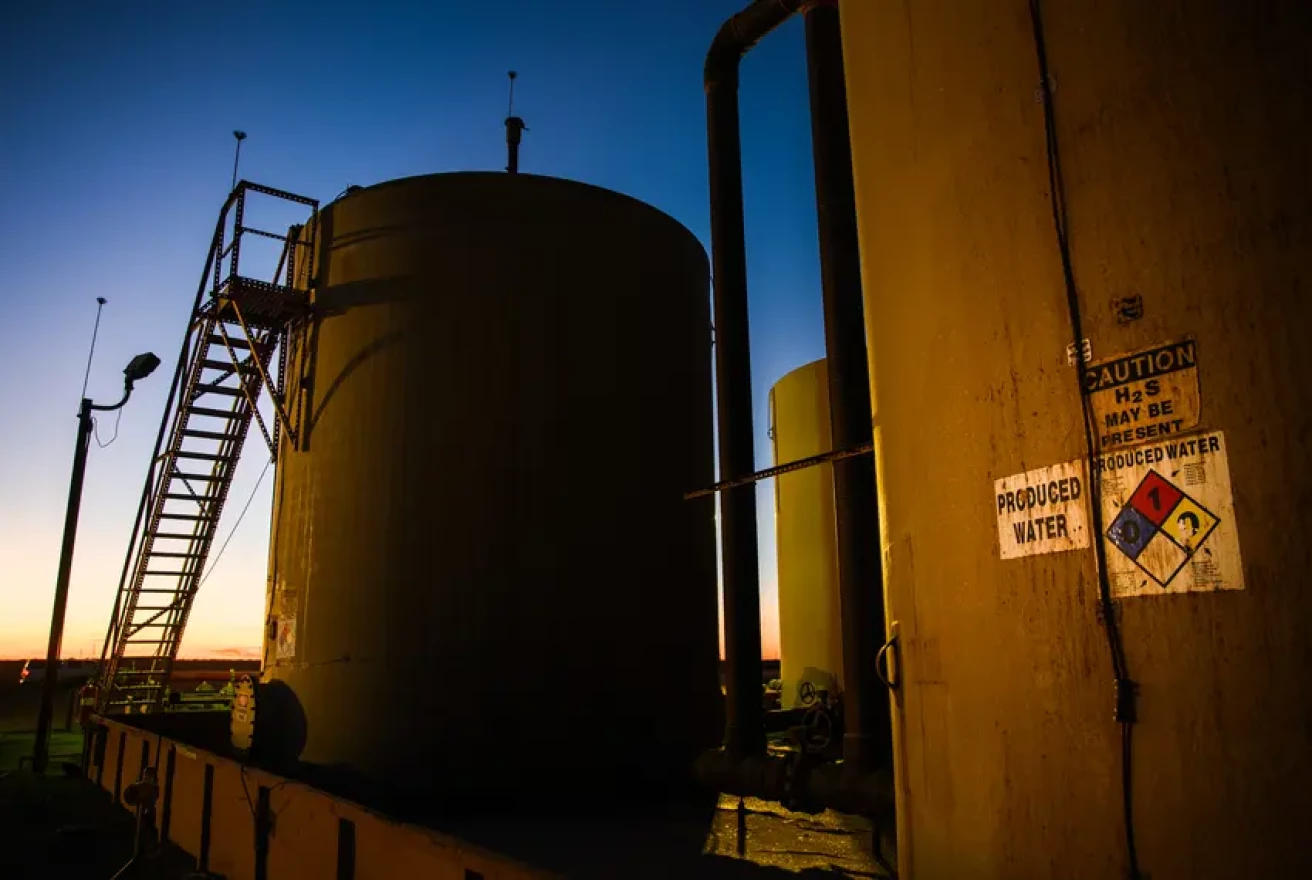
0, 730, 201, 880
0, 673, 205, 880
439, 795, 893, 879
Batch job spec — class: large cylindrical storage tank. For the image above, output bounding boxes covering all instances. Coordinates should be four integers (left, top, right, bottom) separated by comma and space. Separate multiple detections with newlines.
841, 1, 1311, 878
769, 359, 843, 707
261, 172, 720, 810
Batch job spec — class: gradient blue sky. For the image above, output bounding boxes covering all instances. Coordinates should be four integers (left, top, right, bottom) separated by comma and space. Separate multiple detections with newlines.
1, 0, 827, 659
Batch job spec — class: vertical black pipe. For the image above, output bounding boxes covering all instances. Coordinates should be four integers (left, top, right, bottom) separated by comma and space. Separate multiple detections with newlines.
705, 0, 806, 758
804, 1, 887, 771
505, 117, 525, 174
33, 400, 94, 774
705, 77, 764, 758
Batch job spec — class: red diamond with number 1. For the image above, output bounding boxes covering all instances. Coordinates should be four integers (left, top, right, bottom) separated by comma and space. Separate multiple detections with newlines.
1128, 470, 1183, 526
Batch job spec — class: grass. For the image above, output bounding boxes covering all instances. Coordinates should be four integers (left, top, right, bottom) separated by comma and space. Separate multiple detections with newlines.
0, 728, 201, 879
0, 765, 200, 879
0, 730, 86, 772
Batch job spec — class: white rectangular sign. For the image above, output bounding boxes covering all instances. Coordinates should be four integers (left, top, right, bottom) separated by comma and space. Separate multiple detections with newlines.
1096, 430, 1243, 597
275, 615, 297, 660
995, 459, 1091, 559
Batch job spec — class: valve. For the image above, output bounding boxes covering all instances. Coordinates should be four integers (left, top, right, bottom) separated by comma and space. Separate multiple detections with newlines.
122, 767, 159, 809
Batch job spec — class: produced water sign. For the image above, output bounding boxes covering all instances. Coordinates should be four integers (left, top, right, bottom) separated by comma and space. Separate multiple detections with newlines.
1097, 430, 1243, 597
995, 460, 1090, 559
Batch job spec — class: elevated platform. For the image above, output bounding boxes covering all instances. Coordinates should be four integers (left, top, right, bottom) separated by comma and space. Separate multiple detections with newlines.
210, 275, 309, 328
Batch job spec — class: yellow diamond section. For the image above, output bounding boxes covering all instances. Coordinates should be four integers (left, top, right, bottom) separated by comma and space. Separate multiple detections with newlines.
1162, 496, 1219, 553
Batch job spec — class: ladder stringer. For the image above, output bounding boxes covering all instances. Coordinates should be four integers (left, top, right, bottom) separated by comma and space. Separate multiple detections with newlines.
97, 182, 318, 715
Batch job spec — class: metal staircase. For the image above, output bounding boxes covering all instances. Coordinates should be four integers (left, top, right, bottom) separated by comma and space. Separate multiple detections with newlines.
97, 181, 318, 715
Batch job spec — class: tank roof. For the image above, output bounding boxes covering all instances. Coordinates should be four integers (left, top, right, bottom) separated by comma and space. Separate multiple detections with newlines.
330, 171, 699, 245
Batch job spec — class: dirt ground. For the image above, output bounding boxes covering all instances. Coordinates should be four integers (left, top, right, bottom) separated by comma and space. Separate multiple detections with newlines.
0, 730, 203, 880
0, 672, 216, 880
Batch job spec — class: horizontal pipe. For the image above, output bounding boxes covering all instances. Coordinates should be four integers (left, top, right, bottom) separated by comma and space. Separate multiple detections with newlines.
684, 442, 872, 500
693, 747, 895, 818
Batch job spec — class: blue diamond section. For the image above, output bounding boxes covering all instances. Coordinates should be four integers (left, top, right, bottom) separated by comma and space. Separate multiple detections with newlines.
1107, 505, 1155, 560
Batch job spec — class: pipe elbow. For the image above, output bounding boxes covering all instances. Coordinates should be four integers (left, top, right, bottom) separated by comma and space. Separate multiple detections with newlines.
704, 19, 744, 90
704, 0, 808, 91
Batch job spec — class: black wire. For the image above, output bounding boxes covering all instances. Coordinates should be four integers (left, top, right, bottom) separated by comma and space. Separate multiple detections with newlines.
93, 408, 124, 448
1122, 723, 1138, 867
871, 812, 898, 878
1027, 1, 1140, 876
239, 764, 257, 818
198, 456, 273, 588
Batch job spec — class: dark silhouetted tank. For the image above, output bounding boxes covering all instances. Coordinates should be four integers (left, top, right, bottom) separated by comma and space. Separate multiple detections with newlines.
259, 172, 721, 810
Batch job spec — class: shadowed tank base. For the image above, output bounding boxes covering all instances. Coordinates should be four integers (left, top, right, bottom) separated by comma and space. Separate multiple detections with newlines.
258, 742, 890, 877
436, 796, 887, 879
102, 713, 889, 878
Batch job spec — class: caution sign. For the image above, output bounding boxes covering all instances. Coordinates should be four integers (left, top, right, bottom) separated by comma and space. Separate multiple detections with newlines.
1097, 431, 1243, 597
995, 460, 1090, 559
1083, 338, 1200, 449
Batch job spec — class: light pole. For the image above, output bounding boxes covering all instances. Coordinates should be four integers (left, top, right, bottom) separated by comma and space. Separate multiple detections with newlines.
32, 352, 161, 774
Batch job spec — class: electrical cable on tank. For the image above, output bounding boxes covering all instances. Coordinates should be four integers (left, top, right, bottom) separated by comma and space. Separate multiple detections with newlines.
1028, 0, 1141, 876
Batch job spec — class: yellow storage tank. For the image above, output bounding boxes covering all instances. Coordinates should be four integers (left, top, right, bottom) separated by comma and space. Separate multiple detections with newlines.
259, 172, 721, 810
841, 1, 1312, 877
769, 359, 843, 707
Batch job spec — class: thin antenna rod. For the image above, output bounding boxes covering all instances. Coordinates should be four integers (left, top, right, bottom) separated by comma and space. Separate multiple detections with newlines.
504, 71, 527, 174
80, 297, 108, 400
231, 130, 248, 191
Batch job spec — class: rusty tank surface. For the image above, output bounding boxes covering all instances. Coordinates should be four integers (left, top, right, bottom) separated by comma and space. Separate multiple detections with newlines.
842, 0, 1312, 877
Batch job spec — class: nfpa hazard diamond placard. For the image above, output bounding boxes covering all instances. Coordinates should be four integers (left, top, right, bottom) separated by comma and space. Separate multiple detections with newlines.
1096, 431, 1244, 597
